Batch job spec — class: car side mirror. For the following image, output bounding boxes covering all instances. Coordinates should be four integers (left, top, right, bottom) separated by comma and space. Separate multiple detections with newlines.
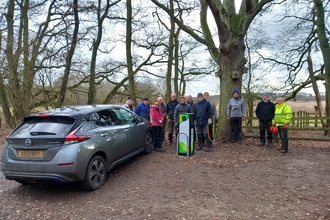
137, 117, 144, 123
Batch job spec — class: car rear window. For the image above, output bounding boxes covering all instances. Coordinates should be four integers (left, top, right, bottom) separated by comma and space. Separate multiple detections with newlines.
10, 116, 76, 138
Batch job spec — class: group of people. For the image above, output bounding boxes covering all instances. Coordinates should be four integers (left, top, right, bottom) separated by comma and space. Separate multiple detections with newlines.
226, 90, 293, 153
255, 95, 293, 153
123, 92, 217, 153
123, 90, 293, 154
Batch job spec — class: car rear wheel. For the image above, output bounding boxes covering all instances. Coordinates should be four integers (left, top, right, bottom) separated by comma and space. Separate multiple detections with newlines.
143, 131, 153, 155
80, 155, 106, 191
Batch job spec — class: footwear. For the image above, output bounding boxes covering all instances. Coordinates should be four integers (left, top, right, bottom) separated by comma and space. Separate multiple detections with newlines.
277, 148, 282, 150
230, 132, 236, 143
279, 150, 287, 153
205, 139, 211, 152
168, 133, 173, 145
257, 143, 265, 146
268, 142, 273, 147
237, 132, 242, 144
196, 137, 203, 150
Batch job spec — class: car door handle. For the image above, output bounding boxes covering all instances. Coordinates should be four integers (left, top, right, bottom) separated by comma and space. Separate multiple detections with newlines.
100, 133, 108, 137
124, 129, 129, 133
110, 131, 118, 138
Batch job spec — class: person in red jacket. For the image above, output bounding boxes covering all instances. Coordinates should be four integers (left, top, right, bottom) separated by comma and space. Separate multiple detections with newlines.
150, 100, 165, 152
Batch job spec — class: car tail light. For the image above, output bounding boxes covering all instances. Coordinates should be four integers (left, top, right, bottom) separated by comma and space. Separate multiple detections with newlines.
38, 113, 50, 118
58, 162, 74, 166
64, 129, 91, 145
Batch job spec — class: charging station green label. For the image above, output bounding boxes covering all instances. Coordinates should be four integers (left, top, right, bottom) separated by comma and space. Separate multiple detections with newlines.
177, 113, 194, 156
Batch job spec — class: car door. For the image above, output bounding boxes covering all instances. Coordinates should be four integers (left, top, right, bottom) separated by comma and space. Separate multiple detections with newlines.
88, 110, 129, 163
111, 107, 143, 154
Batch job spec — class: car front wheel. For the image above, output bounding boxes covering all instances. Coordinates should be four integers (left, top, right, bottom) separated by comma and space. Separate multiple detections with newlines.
143, 131, 153, 155
81, 155, 106, 191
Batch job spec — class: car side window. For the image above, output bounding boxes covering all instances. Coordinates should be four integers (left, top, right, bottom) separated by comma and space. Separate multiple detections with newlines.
76, 122, 98, 134
87, 111, 115, 127
112, 108, 134, 125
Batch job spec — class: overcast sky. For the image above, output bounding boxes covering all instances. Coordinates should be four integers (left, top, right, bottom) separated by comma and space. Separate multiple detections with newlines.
185, 0, 326, 96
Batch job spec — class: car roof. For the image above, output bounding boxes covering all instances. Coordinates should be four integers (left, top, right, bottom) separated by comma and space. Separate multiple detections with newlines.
27, 105, 123, 119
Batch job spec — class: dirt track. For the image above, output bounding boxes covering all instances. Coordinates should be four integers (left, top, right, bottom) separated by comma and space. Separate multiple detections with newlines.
1, 133, 330, 219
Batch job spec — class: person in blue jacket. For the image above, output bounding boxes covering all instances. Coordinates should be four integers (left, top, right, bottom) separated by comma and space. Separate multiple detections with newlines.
136, 98, 151, 121
194, 93, 213, 152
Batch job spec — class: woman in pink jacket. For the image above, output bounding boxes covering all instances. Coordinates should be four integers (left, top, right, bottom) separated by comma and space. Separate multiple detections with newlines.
150, 100, 165, 152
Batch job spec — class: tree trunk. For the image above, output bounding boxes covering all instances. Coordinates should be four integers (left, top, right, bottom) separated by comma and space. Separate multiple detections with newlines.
126, 0, 137, 105
102, 77, 129, 104
88, 0, 112, 104
217, 38, 246, 140
165, 0, 175, 101
56, 0, 79, 107
0, 33, 16, 128
313, 0, 330, 136
173, 27, 181, 96
307, 54, 326, 131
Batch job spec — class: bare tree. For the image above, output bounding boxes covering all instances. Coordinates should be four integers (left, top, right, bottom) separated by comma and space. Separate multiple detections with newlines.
151, 0, 277, 139
56, 0, 80, 107
313, 0, 330, 135
87, 0, 121, 104
254, 0, 329, 134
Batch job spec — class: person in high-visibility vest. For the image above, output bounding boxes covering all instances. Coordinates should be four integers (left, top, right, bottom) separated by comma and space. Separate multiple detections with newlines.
273, 97, 293, 153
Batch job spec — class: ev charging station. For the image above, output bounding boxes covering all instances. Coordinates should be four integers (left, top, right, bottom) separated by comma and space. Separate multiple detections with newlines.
177, 113, 194, 157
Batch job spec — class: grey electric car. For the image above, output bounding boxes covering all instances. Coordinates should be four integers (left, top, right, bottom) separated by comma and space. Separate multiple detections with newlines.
0, 105, 153, 190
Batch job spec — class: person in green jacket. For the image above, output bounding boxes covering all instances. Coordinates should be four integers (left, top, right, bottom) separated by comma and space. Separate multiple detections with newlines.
273, 97, 293, 153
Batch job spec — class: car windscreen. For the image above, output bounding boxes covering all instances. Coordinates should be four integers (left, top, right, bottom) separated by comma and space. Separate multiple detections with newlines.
10, 116, 76, 138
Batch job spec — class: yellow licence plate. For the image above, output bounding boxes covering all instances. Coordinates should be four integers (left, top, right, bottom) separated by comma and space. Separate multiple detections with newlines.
18, 150, 44, 158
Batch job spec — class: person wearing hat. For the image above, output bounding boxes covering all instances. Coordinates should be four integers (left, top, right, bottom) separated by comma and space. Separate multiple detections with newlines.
273, 97, 292, 153
226, 89, 246, 144
135, 97, 151, 121
255, 94, 275, 147
194, 92, 213, 152
174, 96, 192, 136
123, 96, 135, 112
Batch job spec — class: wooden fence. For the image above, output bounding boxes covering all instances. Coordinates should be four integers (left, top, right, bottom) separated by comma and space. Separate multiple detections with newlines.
243, 111, 330, 142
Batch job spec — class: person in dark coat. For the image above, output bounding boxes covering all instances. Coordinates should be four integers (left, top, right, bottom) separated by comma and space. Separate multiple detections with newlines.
187, 95, 196, 143
187, 95, 195, 112
174, 96, 192, 126
194, 93, 213, 152
166, 93, 179, 145
174, 96, 192, 137
256, 94, 275, 147
135, 98, 150, 121
204, 92, 218, 146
